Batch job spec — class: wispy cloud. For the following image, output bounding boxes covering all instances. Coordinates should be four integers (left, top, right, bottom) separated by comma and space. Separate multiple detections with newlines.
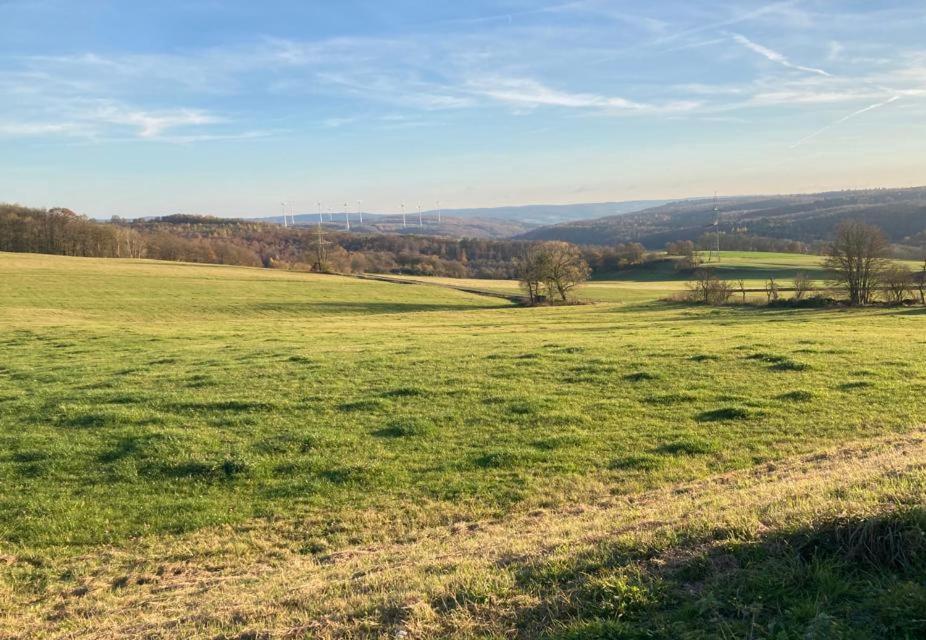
0, 98, 229, 141
1, 0, 924, 154
731, 33, 831, 77
790, 95, 901, 148
92, 104, 223, 138
468, 77, 700, 114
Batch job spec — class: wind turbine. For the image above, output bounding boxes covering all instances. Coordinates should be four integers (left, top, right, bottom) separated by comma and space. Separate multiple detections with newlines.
357, 200, 362, 225
436, 200, 441, 224
401, 202, 407, 228
317, 201, 323, 226
344, 202, 350, 231
417, 202, 423, 227
280, 201, 288, 228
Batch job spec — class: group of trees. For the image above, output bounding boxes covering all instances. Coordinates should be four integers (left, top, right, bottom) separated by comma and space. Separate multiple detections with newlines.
819, 220, 926, 305
0, 205, 144, 258
687, 221, 926, 307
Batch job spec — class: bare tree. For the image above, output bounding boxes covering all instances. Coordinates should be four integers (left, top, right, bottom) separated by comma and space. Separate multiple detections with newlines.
824, 221, 890, 305
764, 278, 780, 303
544, 242, 590, 302
687, 269, 733, 305
882, 265, 912, 304
517, 244, 580, 304
517, 242, 589, 304
915, 258, 926, 305
516, 244, 550, 305
737, 279, 747, 303
793, 272, 814, 301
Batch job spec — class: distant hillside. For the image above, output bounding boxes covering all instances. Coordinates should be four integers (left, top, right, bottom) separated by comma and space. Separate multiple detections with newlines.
267, 215, 536, 239
519, 188, 926, 249
424, 200, 670, 225
255, 200, 668, 238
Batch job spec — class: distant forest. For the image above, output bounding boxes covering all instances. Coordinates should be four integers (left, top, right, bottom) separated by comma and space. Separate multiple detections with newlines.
0, 205, 648, 278
519, 187, 926, 259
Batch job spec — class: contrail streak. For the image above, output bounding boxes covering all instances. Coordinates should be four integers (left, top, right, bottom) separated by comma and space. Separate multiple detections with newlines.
732, 33, 832, 77
791, 96, 901, 148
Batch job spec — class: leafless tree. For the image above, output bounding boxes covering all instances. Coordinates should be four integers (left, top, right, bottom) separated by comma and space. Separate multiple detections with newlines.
915, 258, 926, 305
687, 269, 734, 305
824, 221, 890, 305
544, 242, 590, 302
882, 265, 913, 304
793, 272, 814, 301
516, 244, 550, 305
737, 279, 747, 303
764, 278, 780, 303
517, 242, 589, 304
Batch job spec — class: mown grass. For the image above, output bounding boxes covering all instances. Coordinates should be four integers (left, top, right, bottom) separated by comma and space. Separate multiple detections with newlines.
1, 251, 925, 638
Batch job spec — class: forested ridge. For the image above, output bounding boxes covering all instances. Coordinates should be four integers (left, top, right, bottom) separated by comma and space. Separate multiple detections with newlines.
0, 205, 646, 277
520, 187, 926, 254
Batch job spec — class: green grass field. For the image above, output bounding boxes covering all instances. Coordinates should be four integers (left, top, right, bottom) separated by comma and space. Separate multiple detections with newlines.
2, 251, 925, 638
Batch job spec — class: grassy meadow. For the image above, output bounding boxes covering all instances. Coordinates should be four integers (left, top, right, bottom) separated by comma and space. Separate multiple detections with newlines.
394, 251, 875, 303
2, 251, 925, 638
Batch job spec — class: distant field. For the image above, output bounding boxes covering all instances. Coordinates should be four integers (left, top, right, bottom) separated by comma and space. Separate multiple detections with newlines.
396, 251, 838, 303
399, 251, 923, 304
2, 252, 925, 638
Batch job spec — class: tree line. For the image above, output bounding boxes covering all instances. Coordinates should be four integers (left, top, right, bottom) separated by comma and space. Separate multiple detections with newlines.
685, 221, 926, 307
0, 205, 646, 279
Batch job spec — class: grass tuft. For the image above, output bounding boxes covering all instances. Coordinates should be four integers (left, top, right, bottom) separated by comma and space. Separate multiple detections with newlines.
697, 407, 750, 422
375, 417, 436, 438
623, 372, 659, 382
777, 390, 814, 402
610, 454, 664, 471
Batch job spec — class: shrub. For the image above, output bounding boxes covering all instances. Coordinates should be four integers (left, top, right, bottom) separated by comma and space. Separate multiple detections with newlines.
686, 269, 733, 305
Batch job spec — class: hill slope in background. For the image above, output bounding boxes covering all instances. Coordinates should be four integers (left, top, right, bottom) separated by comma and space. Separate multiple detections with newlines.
519, 187, 926, 248
282, 215, 536, 239
255, 200, 668, 238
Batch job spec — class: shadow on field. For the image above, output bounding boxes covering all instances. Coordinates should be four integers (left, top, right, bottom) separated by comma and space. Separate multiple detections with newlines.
892, 306, 926, 316
611, 301, 878, 323
497, 507, 926, 639
248, 301, 503, 315
596, 263, 827, 285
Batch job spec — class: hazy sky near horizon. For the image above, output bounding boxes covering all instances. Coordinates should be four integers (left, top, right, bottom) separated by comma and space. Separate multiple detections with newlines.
2, 0, 925, 218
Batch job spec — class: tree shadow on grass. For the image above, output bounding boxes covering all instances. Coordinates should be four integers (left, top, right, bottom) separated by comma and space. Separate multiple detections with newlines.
498, 507, 926, 639
890, 305, 926, 316
248, 301, 505, 315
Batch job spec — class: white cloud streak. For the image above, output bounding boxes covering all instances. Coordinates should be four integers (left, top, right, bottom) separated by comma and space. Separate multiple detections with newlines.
92, 105, 223, 138
468, 77, 700, 114
732, 33, 832, 77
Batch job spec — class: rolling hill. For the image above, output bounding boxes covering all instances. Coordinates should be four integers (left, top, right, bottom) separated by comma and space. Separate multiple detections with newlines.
519, 187, 926, 249
255, 200, 669, 238
302, 215, 537, 239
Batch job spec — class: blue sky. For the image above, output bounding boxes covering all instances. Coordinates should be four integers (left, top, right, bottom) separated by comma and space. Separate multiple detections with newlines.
1, 0, 924, 217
